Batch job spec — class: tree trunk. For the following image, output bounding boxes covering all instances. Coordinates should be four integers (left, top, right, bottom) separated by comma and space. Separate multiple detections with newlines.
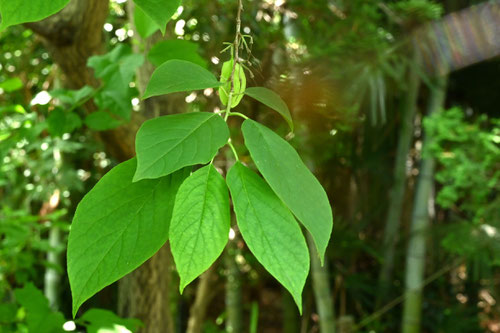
186, 265, 218, 333
377, 48, 421, 304
401, 76, 447, 333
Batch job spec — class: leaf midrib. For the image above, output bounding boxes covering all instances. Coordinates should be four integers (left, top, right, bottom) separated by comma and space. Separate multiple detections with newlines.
138, 114, 216, 177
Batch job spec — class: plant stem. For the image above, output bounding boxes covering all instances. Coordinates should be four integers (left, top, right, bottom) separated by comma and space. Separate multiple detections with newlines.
228, 140, 239, 161
228, 112, 249, 120
224, 0, 243, 121
224, 0, 245, 159
67, 85, 103, 113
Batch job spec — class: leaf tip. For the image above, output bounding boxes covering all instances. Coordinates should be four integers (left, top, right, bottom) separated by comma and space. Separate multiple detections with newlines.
293, 294, 303, 315
72, 300, 80, 319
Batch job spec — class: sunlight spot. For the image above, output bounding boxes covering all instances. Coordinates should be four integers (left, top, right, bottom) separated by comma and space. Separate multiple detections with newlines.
104, 23, 113, 32
175, 20, 186, 36
185, 92, 197, 103
63, 320, 76, 331
31, 91, 51, 105
229, 228, 236, 240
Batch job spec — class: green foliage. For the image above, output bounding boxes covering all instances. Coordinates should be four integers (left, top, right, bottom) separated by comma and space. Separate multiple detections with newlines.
0, 77, 23, 92
133, 112, 230, 181
227, 162, 309, 310
0, 0, 70, 30
46, 109, 82, 137
67, 159, 189, 317
77, 308, 143, 333
69, 62, 333, 313
425, 108, 500, 268
245, 87, 294, 131
389, 0, 443, 23
170, 164, 230, 292
84, 111, 123, 131
88, 44, 144, 125
0, 209, 67, 285
242, 119, 333, 263
3, 284, 142, 332
143, 60, 222, 99
14, 283, 65, 333
148, 40, 207, 68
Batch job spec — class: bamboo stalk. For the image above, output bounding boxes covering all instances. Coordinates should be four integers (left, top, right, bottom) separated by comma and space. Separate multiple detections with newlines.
377, 47, 421, 304
401, 76, 447, 333
307, 233, 336, 333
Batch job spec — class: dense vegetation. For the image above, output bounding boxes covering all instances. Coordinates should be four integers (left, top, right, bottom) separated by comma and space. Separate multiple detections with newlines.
0, 0, 499, 332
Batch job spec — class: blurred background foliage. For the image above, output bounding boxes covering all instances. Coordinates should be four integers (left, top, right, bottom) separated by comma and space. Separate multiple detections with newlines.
0, 0, 499, 332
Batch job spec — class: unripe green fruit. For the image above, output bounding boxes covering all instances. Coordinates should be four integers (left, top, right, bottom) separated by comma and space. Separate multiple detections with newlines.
219, 59, 246, 108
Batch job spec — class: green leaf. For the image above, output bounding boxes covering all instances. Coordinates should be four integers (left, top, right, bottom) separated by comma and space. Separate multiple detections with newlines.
67, 158, 189, 317
0, 77, 23, 92
241, 119, 332, 263
134, 5, 160, 39
143, 60, 222, 99
0, 303, 17, 323
148, 40, 207, 68
47, 108, 82, 137
133, 0, 180, 35
14, 283, 65, 333
0, 0, 70, 31
134, 112, 229, 181
88, 45, 144, 83
78, 308, 143, 333
88, 45, 143, 120
227, 162, 309, 311
49, 86, 94, 106
170, 164, 230, 292
84, 111, 123, 131
245, 87, 293, 131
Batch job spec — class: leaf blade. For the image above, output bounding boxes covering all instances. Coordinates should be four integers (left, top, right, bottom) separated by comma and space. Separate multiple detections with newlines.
0, 0, 70, 30
170, 164, 230, 292
134, 112, 229, 181
241, 119, 333, 263
227, 162, 309, 311
148, 40, 207, 68
245, 87, 293, 131
133, 0, 180, 34
143, 60, 222, 99
134, 5, 160, 39
67, 158, 189, 317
